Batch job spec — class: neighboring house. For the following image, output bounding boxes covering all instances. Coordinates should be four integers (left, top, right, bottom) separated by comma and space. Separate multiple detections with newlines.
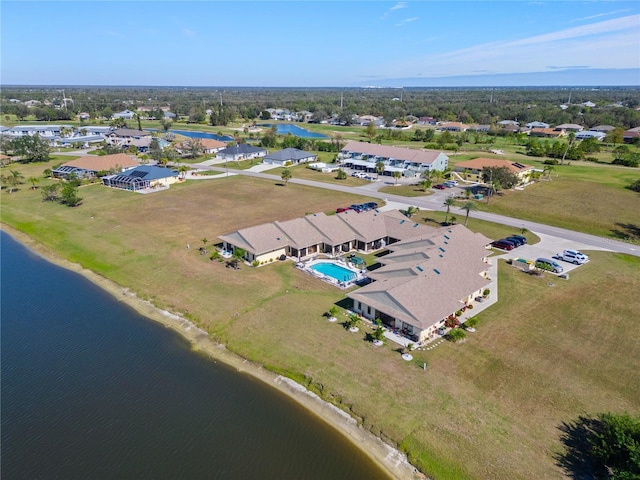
353, 115, 385, 127
498, 120, 519, 127
582, 101, 596, 108
263, 148, 317, 166
219, 209, 440, 264
24, 100, 41, 107
105, 128, 152, 148
439, 122, 469, 132
52, 153, 138, 179
112, 110, 136, 120
339, 140, 448, 177
6, 125, 66, 138
473, 124, 491, 132
525, 121, 550, 129
590, 125, 615, 133
78, 112, 91, 120
418, 116, 438, 125
530, 127, 565, 138
102, 165, 179, 192
175, 138, 227, 155
348, 224, 491, 343
453, 158, 534, 185
575, 131, 606, 141
623, 126, 640, 144
216, 144, 267, 161
163, 111, 176, 119
555, 123, 584, 132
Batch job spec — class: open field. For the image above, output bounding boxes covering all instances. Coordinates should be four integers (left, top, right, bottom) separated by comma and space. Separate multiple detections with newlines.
378, 183, 433, 197
2, 159, 639, 479
268, 164, 369, 187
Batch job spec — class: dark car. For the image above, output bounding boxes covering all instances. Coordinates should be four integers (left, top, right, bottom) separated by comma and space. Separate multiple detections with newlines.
350, 204, 365, 212
433, 184, 447, 190
491, 240, 515, 250
509, 234, 528, 244
505, 236, 525, 247
364, 202, 379, 209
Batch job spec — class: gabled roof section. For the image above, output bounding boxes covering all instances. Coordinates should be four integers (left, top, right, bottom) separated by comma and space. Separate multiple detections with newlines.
219, 143, 267, 155
219, 222, 290, 256
275, 217, 325, 250
341, 141, 444, 166
61, 153, 138, 171
454, 158, 533, 173
121, 165, 178, 181
108, 128, 150, 137
303, 212, 356, 246
264, 148, 316, 162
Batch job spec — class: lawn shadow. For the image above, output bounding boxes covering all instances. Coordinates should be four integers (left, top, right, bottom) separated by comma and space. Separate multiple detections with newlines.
335, 298, 353, 310
274, 182, 287, 187
554, 415, 598, 480
610, 223, 640, 241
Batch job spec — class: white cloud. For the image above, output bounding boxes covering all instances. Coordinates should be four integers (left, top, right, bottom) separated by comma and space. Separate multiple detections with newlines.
395, 17, 418, 27
381, 2, 408, 19
378, 14, 640, 78
570, 9, 630, 23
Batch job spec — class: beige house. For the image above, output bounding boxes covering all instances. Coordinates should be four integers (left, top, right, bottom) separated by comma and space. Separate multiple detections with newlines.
52, 153, 138, 179
348, 225, 491, 342
219, 210, 438, 264
454, 158, 534, 185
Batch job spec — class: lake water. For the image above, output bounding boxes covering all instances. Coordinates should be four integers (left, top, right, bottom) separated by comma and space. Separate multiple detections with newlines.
0, 231, 389, 480
258, 124, 328, 138
170, 129, 233, 142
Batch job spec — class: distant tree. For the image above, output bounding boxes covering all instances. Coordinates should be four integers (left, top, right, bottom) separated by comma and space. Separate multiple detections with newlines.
281, 168, 292, 185
481, 166, 518, 189
188, 106, 206, 123
178, 165, 189, 179
392, 170, 401, 185
423, 129, 435, 142
41, 183, 60, 202
200, 237, 209, 254
60, 182, 82, 206
560, 131, 576, 165
134, 113, 142, 131
10, 134, 51, 163
260, 110, 272, 120
543, 164, 556, 181
336, 168, 347, 180
437, 131, 454, 148
184, 138, 204, 159
160, 119, 173, 132
365, 122, 377, 142
605, 127, 625, 144
420, 179, 431, 192
15, 104, 29, 121
461, 201, 478, 226
613, 145, 630, 161
375, 160, 385, 179
110, 117, 128, 129
443, 196, 456, 224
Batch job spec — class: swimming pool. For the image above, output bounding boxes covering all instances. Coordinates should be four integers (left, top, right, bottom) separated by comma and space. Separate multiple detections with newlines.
310, 262, 357, 282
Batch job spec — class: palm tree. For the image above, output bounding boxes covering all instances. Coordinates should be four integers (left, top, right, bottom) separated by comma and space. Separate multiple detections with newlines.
28, 176, 40, 190
543, 164, 555, 181
461, 201, 478, 227
404, 206, 419, 218
231, 247, 246, 269
178, 165, 189, 180
443, 196, 456, 224
560, 131, 575, 165
6, 169, 24, 193
201, 237, 208, 254
281, 168, 292, 186
375, 161, 385, 179
420, 179, 431, 192
392, 171, 401, 185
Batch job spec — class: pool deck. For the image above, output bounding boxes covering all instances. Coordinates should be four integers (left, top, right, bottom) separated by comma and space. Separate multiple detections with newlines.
297, 257, 366, 289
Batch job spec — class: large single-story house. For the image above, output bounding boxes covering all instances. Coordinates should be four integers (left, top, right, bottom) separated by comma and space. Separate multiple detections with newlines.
575, 131, 606, 141
105, 128, 152, 148
348, 224, 491, 343
590, 125, 615, 133
530, 127, 565, 138
102, 165, 179, 192
525, 121, 550, 129
339, 141, 448, 177
623, 127, 640, 144
112, 110, 136, 120
263, 148, 317, 166
175, 138, 228, 155
453, 158, 534, 185
217, 144, 268, 162
439, 122, 469, 132
555, 123, 584, 132
219, 209, 440, 264
52, 153, 139, 179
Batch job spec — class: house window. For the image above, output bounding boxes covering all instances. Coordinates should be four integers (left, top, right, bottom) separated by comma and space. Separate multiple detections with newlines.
367, 306, 371, 316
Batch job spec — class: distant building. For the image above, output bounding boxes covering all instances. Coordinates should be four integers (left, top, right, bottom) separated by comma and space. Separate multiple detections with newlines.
112, 110, 136, 120
216, 144, 268, 161
525, 121, 550, 129
454, 158, 534, 186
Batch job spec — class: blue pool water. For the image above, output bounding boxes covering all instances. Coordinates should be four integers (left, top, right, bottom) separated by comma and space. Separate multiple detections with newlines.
310, 262, 357, 282
258, 124, 328, 139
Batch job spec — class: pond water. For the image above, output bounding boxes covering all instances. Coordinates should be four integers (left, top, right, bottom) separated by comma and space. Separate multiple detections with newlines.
258, 123, 328, 138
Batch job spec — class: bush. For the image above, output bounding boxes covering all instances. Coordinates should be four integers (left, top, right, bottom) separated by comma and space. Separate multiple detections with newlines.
455, 310, 463, 317
628, 179, 640, 192
447, 328, 467, 342
465, 316, 478, 328
467, 304, 474, 310
483, 289, 490, 297
543, 159, 559, 165
251, 260, 260, 267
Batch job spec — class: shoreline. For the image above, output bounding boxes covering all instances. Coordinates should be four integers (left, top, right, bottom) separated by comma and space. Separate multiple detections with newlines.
1, 224, 423, 480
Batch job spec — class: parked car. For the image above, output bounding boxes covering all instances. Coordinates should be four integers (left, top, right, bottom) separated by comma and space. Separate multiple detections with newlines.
491, 240, 515, 250
536, 257, 564, 273
364, 202, 379, 209
509, 234, 528, 245
336, 207, 352, 213
558, 249, 589, 265
433, 184, 447, 190
505, 236, 525, 247
444, 180, 458, 187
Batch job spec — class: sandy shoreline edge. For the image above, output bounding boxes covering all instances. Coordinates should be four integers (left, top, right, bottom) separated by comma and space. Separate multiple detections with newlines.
1, 224, 423, 480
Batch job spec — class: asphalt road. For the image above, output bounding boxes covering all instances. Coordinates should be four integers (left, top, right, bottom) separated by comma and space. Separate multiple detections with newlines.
200, 164, 640, 258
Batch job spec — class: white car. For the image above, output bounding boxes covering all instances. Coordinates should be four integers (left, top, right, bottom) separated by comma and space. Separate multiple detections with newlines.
444, 180, 458, 187
558, 249, 589, 265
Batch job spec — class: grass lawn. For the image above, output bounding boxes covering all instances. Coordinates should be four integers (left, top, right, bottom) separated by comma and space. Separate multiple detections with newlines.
269, 164, 370, 187
2, 158, 639, 480
378, 183, 433, 197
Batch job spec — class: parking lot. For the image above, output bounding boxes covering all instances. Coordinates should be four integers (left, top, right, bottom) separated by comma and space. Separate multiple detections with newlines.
492, 232, 604, 274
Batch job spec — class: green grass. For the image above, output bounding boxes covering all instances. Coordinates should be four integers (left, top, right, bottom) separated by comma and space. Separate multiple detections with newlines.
2, 153, 639, 480
378, 183, 433, 197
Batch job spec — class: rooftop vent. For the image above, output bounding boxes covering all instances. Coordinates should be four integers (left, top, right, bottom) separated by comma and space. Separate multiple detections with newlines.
439, 247, 445, 252
433, 268, 441, 275
416, 266, 424, 272
444, 235, 450, 239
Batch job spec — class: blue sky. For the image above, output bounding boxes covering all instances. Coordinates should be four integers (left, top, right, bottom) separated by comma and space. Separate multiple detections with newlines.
1, 1, 639, 86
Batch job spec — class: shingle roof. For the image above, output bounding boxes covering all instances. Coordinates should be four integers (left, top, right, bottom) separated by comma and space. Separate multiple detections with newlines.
263, 148, 317, 162
218, 144, 267, 155
120, 165, 179, 181
61, 153, 138, 171
108, 128, 151, 137
341, 141, 444, 166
